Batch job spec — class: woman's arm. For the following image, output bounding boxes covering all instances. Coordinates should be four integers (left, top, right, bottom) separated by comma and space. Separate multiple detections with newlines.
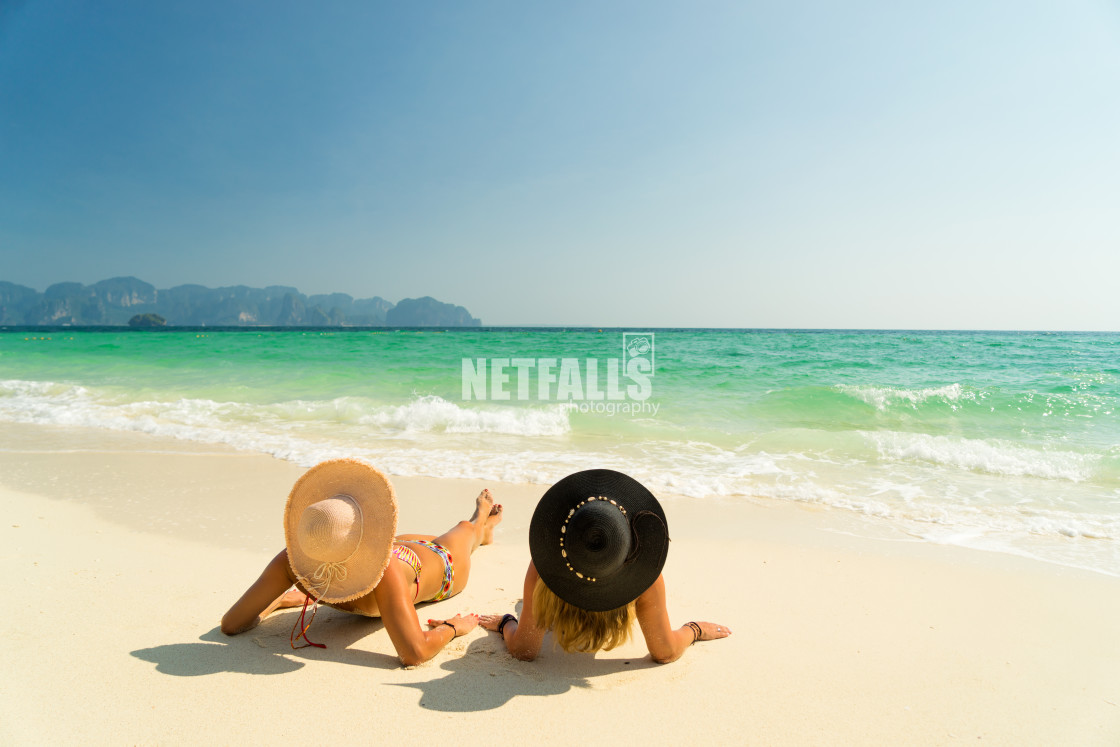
220, 549, 297, 635
480, 561, 547, 661
635, 574, 731, 664
375, 562, 478, 666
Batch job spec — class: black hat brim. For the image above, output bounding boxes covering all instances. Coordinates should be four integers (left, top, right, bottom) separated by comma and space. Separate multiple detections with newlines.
529, 469, 669, 612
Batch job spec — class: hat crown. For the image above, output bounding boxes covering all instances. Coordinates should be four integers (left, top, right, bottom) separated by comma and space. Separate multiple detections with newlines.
296, 495, 362, 563
529, 468, 668, 612
566, 499, 631, 577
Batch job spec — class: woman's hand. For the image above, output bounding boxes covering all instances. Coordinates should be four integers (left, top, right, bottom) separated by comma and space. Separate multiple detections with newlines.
426, 613, 479, 637
478, 613, 509, 632
688, 621, 732, 642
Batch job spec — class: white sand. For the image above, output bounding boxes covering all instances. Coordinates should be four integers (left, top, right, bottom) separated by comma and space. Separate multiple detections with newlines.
1, 423, 1118, 745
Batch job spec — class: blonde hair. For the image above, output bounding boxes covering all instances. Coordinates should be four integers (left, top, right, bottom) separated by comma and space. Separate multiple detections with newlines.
532, 578, 635, 653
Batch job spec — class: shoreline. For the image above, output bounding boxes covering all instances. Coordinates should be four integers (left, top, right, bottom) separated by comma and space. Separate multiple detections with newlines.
2, 422, 1119, 744
5, 326, 1118, 580
0, 420, 1113, 579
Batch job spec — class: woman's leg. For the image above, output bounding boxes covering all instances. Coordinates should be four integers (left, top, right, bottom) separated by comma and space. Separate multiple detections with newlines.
430, 489, 503, 595
220, 549, 304, 635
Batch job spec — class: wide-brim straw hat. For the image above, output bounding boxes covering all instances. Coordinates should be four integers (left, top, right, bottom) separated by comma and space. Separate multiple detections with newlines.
283, 459, 398, 604
529, 469, 669, 612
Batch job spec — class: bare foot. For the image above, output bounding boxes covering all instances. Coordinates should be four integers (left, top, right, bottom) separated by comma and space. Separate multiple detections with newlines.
481, 504, 502, 545
245, 588, 308, 631
470, 488, 495, 523
276, 589, 309, 609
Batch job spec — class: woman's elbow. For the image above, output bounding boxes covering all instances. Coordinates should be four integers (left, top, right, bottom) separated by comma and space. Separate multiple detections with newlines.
398, 652, 425, 667
220, 613, 245, 636
650, 649, 681, 665
396, 639, 434, 667
397, 645, 429, 667
510, 647, 537, 662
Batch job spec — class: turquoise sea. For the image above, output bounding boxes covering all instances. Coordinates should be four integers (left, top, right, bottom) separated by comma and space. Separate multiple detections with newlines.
1, 327, 1117, 575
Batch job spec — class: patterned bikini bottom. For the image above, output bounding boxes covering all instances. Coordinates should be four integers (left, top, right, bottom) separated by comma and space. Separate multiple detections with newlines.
394, 539, 455, 602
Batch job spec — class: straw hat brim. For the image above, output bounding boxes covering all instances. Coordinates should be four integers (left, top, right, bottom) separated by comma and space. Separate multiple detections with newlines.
283, 459, 398, 604
529, 469, 669, 612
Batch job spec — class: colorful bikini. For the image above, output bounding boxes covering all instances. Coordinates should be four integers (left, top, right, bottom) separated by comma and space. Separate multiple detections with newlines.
294, 547, 413, 646
393, 539, 455, 602
293, 540, 457, 648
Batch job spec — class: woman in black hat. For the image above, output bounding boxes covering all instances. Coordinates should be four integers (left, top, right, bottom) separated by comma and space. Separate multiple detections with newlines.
480, 469, 730, 663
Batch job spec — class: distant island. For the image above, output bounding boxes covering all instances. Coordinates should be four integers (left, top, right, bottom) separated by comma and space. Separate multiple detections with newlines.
128, 313, 167, 328
0, 277, 481, 327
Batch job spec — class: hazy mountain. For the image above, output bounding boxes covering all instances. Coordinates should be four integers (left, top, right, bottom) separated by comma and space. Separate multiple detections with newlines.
386, 297, 482, 327
0, 277, 480, 327
0, 282, 40, 324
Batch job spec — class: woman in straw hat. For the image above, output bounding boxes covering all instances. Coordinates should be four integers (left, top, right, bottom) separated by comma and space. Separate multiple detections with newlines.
221, 459, 502, 666
480, 469, 729, 663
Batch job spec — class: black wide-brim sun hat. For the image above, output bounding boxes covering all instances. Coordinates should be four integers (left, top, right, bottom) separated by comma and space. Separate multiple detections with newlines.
529, 469, 669, 612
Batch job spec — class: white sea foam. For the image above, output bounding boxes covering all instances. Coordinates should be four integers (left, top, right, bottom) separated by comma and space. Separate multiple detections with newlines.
838, 383, 967, 410
359, 395, 571, 436
866, 430, 1097, 481
0, 380, 570, 438
2, 377, 1117, 575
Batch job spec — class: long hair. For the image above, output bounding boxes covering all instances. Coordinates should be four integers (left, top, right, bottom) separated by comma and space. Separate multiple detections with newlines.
532, 577, 635, 653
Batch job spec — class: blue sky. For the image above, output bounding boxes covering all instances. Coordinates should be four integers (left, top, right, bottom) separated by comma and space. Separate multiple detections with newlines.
2, 1, 1118, 328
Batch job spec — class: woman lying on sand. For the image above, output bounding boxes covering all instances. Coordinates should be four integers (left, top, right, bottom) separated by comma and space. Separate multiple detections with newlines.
481, 469, 729, 663
221, 459, 501, 666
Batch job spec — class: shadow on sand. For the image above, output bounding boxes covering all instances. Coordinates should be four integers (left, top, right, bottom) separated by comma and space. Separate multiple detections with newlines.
130, 608, 399, 676
132, 605, 659, 712
392, 634, 660, 712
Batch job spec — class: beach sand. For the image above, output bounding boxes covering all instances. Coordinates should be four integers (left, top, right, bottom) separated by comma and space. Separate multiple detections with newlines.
1, 423, 1117, 745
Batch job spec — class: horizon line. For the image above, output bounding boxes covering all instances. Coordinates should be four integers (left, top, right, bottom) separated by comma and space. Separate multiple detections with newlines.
2, 324, 1117, 334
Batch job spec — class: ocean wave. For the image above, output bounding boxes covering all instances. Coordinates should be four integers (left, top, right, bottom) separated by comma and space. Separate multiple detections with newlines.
834, 381, 1115, 426
359, 395, 570, 436
837, 383, 968, 410
2, 377, 1117, 574
865, 430, 1098, 481
0, 380, 570, 438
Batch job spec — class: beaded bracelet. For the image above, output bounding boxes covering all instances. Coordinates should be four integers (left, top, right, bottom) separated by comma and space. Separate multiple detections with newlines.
439, 621, 457, 637
497, 614, 518, 636
686, 621, 702, 644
